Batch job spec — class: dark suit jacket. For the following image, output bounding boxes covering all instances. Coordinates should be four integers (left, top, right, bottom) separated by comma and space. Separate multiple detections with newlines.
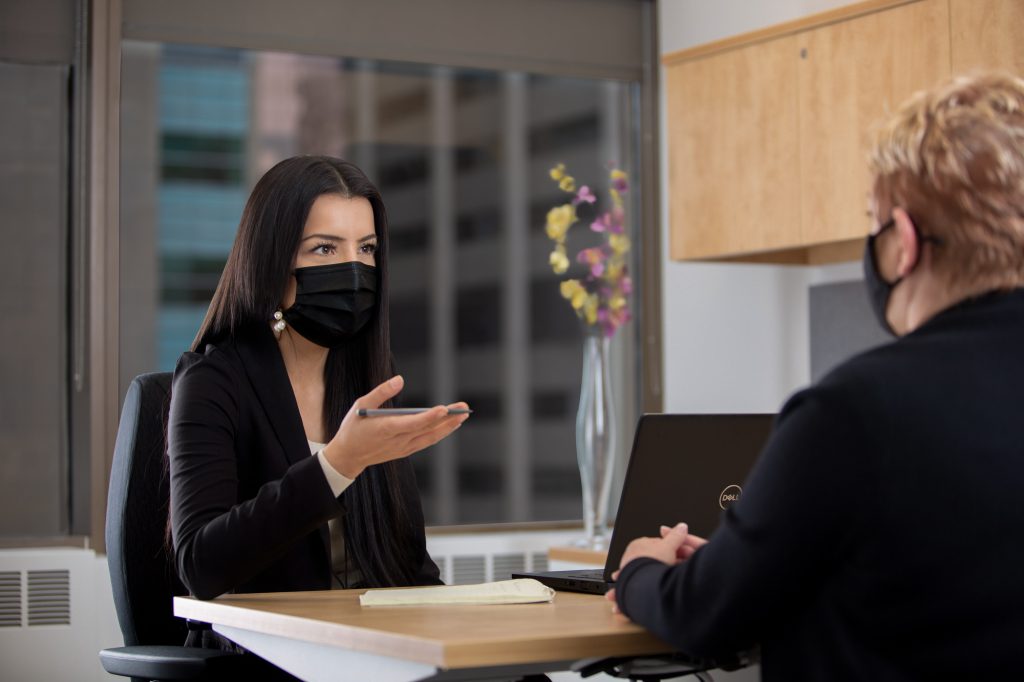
168, 324, 440, 601
616, 288, 1024, 680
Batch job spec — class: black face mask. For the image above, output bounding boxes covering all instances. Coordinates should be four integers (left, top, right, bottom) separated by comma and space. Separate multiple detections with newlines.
863, 217, 942, 337
283, 261, 378, 348
862, 219, 902, 337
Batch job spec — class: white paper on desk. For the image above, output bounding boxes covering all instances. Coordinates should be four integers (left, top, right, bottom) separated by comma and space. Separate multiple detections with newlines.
359, 578, 555, 606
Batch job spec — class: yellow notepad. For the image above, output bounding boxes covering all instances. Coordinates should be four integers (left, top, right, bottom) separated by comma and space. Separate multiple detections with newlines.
359, 578, 555, 606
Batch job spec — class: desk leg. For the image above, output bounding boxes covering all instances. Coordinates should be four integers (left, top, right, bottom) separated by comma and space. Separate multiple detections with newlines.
214, 624, 437, 682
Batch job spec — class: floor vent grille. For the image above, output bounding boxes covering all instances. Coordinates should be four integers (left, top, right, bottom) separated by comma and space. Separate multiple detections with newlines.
0, 570, 21, 627
451, 555, 486, 585
492, 553, 526, 581
27, 570, 70, 626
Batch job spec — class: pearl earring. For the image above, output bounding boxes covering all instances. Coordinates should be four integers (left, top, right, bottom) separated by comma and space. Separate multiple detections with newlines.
272, 310, 286, 334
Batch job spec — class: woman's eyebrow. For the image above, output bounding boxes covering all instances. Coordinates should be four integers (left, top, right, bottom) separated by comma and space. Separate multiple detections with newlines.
300, 232, 377, 243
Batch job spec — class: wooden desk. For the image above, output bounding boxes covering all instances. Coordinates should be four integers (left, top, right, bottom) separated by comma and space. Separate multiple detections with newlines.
175, 588, 674, 682
548, 545, 608, 568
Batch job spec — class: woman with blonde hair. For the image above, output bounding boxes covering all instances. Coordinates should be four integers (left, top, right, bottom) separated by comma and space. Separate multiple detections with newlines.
610, 72, 1024, 679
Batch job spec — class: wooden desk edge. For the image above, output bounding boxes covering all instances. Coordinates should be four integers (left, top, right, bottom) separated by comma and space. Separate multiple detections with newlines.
174, 591, 673, 670
175, 594, 447, 667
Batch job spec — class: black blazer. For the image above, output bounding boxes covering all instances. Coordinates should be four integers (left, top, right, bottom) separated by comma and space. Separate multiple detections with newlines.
168, 324, 440, 601
615, 288, 1024, 680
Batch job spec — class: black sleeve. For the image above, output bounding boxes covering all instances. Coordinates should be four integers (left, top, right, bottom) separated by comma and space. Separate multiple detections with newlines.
168, 351, 341, 600
615, 385, 874, 659
415, 549, 444, 586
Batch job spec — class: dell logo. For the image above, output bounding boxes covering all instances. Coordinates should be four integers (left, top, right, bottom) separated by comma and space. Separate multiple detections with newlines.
718, 484, 743, 510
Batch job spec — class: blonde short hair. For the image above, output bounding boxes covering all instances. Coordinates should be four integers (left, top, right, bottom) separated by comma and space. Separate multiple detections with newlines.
870, 71, 1024, 290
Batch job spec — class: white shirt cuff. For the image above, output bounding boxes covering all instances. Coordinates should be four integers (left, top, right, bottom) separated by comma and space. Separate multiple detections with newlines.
316, 449, 355, 497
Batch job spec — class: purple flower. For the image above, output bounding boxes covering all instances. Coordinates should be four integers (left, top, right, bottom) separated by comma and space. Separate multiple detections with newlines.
609, 206, 626, 234
594, 208, 627, 234
574, 247, 602, 278
573, 185, 596, 206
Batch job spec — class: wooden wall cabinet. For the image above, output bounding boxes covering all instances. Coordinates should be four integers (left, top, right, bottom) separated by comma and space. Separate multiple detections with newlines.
950, 0, 1024, 74
664, 0, 1015, 264
797, 0, 950, 248
666, 35, 802, 259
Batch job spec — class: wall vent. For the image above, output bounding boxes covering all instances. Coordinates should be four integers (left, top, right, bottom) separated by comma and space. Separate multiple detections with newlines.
451, 555, 486, 585
0, 570, 21, 627
531, 552, 549, 573
27, 570, 70, 626
492, 553, 526, 581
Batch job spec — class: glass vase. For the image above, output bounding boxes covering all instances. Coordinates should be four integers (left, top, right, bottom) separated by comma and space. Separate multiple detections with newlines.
575, 328, 617, 549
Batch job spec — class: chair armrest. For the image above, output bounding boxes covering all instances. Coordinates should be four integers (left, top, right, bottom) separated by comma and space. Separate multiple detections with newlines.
99, 645, 248, 680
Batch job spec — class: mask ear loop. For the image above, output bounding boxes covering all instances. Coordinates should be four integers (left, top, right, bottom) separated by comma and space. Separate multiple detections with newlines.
869, 220, 903, 288
903, 213, 945, 276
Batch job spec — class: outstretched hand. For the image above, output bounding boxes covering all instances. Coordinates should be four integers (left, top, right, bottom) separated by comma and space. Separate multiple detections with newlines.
321, 375, 469, 479
604, 523, 707, 614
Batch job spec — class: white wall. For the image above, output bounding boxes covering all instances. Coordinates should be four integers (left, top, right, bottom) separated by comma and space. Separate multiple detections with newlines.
0, 549, 121, 681
658, 0, 861, 415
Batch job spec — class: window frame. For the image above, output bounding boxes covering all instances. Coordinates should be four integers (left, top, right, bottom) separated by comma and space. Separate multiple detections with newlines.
84, 0, 661, 548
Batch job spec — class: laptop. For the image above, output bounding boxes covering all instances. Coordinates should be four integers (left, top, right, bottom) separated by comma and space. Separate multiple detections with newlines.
513, 413, 774, 594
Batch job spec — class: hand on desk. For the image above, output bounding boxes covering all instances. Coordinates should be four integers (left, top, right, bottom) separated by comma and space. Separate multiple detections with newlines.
322, 375, 470, 479
605, 523, 707, 616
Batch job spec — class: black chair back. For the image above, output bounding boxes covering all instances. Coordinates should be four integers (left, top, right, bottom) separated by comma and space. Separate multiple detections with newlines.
105, 371, 186, 647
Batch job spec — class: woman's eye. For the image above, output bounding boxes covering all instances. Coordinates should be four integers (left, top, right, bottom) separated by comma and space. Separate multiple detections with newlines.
360, 242, 378, 255
313, 243, 335, 256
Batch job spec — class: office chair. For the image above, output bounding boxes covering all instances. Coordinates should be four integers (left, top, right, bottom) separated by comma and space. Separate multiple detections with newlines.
99, 371, 255, 681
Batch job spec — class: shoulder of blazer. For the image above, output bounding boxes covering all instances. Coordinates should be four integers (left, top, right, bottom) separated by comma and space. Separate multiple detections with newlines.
226, 326, 311, 468
170, 340, 245, 426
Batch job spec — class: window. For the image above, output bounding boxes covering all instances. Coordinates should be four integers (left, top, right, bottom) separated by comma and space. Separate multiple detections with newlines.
120, 43, 641, 525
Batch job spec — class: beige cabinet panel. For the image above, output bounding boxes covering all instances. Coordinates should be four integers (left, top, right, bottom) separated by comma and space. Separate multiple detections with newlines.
951, 0, 1024, 74
797, 0, 950, 246
667, 35, 802, 260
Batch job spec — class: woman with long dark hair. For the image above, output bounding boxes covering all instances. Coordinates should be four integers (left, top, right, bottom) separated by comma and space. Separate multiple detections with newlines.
168, 156, 466, 605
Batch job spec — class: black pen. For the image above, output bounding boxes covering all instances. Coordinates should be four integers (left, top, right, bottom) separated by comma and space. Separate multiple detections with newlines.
356, 407, 473, 417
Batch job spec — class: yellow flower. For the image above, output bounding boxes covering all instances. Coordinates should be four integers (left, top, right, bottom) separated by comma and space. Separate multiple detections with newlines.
560, 279, 589, 311
609, 233, 631, 255
610, 169, 627, 181
559, 175, 576, 193
549, 246, 569, 274
550, 164, 566, 181
545, 204, 575, 241
609, 188, 621, 206
609, 294, 626, 311
583, 293, 598, 325
560, 278, 580, 299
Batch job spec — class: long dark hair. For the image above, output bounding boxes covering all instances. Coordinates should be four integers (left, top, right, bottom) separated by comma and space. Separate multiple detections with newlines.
193, 155, 421, 587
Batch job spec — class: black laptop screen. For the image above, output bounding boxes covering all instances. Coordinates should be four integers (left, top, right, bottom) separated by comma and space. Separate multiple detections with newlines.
603, 414, 775, 580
